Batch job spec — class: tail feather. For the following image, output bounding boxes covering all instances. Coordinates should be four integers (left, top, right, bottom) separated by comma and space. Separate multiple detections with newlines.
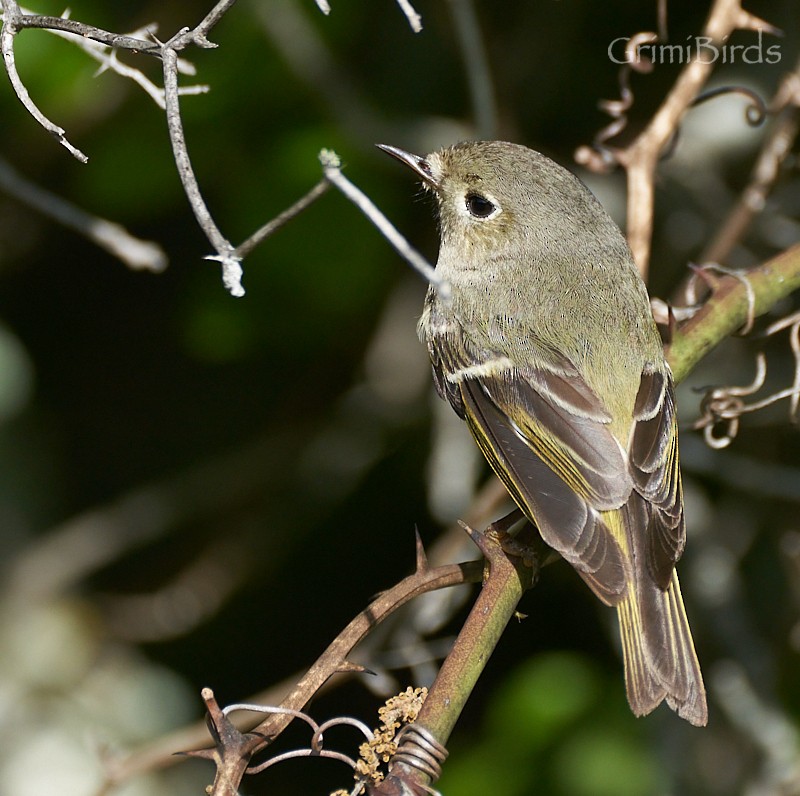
617, 570, 707, 726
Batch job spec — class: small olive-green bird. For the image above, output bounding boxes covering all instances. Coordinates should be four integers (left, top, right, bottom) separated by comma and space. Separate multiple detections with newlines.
380, 140, 707, 726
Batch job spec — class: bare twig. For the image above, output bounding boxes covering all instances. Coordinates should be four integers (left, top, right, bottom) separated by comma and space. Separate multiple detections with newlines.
319, 149, 448, 298
160, 39, 241, 294
0, 1, 88, 161
395, 0, 423, 33
0, 157, 167, 271
9, 11, 159, 53
577, 0, 780, 276
39, 19, 206, 109
700, 58, 800, 266
235, 179, 331, 259
1, 3, 252, 293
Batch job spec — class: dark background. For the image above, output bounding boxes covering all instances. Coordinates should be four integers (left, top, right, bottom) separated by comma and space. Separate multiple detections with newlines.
0, 1, 799, 794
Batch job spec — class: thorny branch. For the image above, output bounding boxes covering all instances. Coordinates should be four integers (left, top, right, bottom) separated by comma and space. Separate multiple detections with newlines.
181, 536, 483, 796
699, 57, 800, 267
576, 0, 781, 276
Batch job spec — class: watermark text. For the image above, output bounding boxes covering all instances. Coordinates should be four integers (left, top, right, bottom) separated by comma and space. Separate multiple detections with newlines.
609, 30, 781, 66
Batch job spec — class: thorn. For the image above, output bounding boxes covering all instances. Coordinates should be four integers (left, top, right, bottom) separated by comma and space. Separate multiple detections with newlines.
488, 508, 524, 535
338, 661, 375, 675
667, 303, 677, 344
414, 526, 429, 573
458, 518, 480, 542
735, 10, 782, 37
690, 263, 721, 291
177, 747, 216, 761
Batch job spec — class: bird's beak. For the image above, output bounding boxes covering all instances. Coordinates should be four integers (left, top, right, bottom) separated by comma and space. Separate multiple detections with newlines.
377, 144, 440, 190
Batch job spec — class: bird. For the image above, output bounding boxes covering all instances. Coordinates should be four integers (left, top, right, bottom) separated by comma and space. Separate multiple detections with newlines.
379, 140, 707, 726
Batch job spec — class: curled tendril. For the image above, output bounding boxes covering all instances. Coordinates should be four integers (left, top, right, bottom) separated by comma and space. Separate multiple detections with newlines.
692, 85, 769, 126
693, 354, 767, 448
693, 344, 800, 448
219, 703, 373, 777
688, 263, 757, 334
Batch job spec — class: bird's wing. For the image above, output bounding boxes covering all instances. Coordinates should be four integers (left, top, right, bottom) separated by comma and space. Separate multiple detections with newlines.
628, 368, 686, 589
452, 355, 634, 605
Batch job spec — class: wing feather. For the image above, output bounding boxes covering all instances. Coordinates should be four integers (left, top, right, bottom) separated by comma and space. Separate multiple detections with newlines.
630, 370, 686, 590
460, 375, 629, 604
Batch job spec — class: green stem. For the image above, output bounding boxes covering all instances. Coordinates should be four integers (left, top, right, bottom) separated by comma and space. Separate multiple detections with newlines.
668, 242, 800, 384
419, 536, 534, 743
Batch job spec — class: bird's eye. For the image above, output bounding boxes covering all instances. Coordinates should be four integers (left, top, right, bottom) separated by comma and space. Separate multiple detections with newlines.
465, 192, 497, 219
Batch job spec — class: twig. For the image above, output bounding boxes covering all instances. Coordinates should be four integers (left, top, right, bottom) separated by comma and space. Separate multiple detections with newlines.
0, 157, 167, 271
395, 0, 423, 33
37, 19, 206, 109
160, 39, 241, 294
578, 0, 780, 276
668, 242, 800, 384
374, 519, 539, 794
9, 12, 159, 53
700, 58, 800, 266
319, 149, 448, 299
0, 1, 88, 161
235, 179, 331, 259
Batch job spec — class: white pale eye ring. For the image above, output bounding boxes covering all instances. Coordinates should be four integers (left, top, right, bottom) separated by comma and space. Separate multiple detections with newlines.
464, 192, 500, 220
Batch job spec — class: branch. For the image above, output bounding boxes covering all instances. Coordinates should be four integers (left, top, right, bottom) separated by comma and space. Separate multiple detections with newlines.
0, 1, 88, 161
161, 41, 240, 293
667, 243, 800, 384
319, 149, 448, 299
183, 541, 483, 795
375, 518, 539, 794
700, 58, 800, 266
577, 0, 780, 277
34, 17, 207, 109
0, 157, 167, 271
234, 179, 330, 260
12, 12, 159, 53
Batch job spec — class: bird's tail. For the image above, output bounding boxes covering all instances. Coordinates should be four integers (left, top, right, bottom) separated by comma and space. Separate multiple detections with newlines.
616, 567, 707, 726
